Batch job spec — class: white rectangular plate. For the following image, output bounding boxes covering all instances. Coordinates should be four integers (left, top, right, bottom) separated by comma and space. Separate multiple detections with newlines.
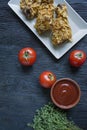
8, 0, 87, 59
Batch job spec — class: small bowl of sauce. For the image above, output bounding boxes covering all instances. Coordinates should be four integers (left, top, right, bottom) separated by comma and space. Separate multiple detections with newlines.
51, 78, 81, 109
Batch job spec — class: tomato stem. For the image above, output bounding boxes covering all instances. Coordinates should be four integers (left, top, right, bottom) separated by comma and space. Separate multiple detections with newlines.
75, 53, 83, 59
23, 51, 29, 59
48, 74, 54, 80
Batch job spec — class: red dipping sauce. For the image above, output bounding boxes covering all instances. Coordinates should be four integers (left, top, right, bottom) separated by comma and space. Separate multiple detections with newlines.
51, 78, 81, 109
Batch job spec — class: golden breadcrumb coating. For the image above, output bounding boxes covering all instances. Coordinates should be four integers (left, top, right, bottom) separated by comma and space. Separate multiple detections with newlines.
20, 0, 40, 19
34, 4, 55, 34
51, 4, 72, 45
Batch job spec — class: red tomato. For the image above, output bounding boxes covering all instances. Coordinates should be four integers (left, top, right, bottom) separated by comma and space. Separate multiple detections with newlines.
39, 71, 56, 88
69, 50, 86, 67
18, 47, 36, 66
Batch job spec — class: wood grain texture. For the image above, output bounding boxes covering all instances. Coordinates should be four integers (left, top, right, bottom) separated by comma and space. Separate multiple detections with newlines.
0, 0, 87, 130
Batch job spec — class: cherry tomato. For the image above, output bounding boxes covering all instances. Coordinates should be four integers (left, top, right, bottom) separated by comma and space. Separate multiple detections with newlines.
69, 50, 86, 67
39, 71, 57, 88
18, 47, 36, 66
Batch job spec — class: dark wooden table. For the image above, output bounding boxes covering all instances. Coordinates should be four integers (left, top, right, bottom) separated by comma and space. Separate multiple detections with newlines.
0, 0, 87, 130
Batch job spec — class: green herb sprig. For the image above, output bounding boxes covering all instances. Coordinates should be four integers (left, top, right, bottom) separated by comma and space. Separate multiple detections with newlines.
28, 103, 83, 130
